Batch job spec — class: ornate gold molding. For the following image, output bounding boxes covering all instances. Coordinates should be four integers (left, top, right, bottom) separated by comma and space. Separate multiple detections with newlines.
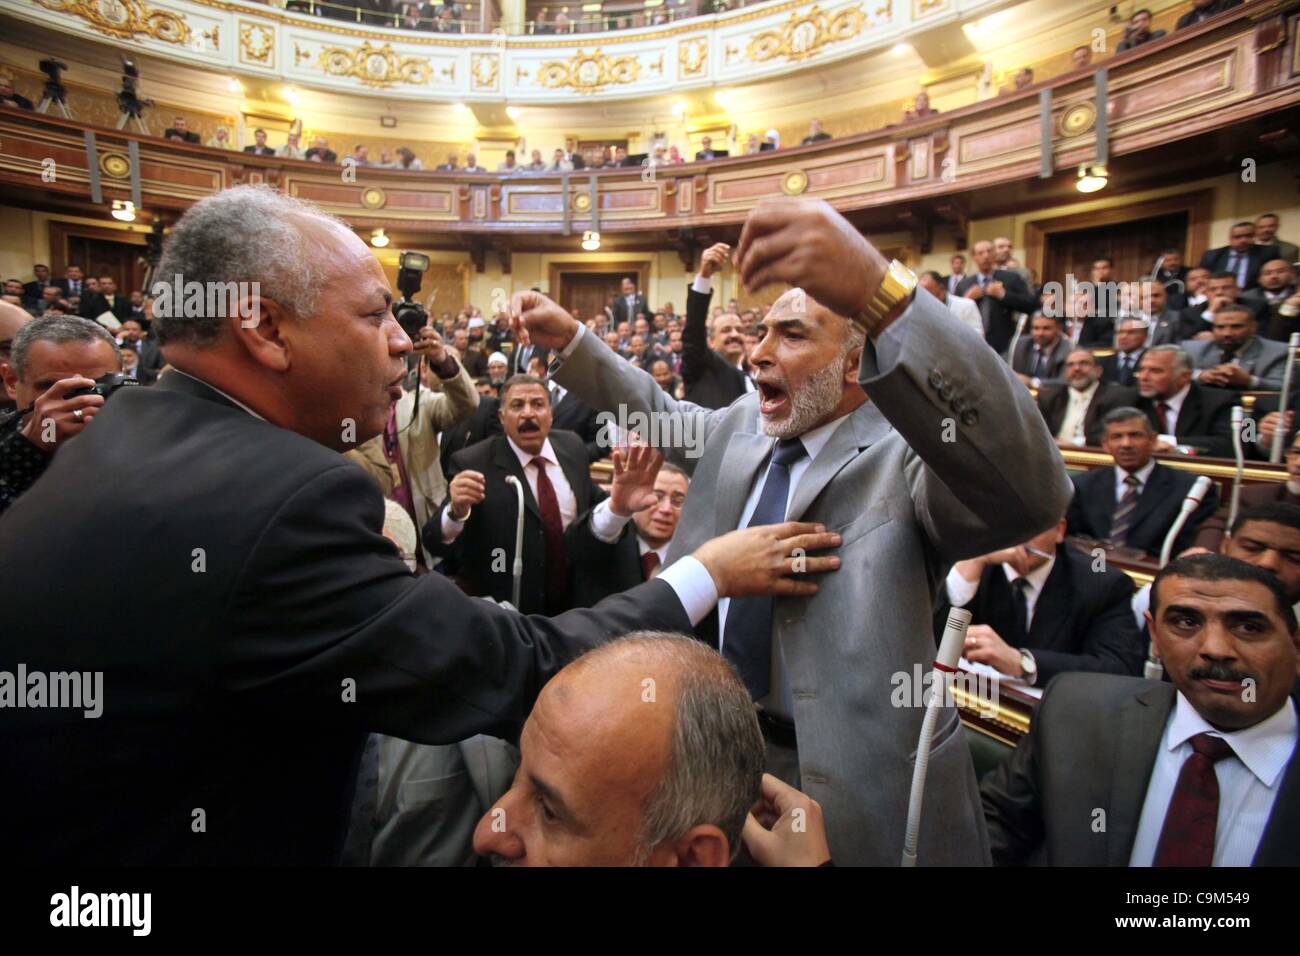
239, 20, 274, 65
678, 37, 707, 78
36, 0, 192, 44
747, 3, 872, 64
536, 49, 641, 94
318, 42, 433, 88
470, 52, 499, 91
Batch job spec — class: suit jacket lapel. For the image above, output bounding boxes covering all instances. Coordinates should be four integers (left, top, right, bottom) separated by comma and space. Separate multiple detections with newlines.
1106, 682, 1174, 865
787, 404, 889, 521
1254, 689, 1300, 864
714, 431, 773, 535
492, 438, 541, 521
1178, 386, 1203, 435
1027, 552, 1071, 647
1128, 464, 1170, 534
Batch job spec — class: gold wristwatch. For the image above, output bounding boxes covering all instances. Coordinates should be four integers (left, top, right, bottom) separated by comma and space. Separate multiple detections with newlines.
855, 259, 918, 332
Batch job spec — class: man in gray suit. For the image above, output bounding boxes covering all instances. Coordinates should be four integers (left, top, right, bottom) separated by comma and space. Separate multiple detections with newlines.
509, 198, 1071, 865
982, 553, 1299, 866
1011, 312, 1071, 387
1183, 305, 1291, 391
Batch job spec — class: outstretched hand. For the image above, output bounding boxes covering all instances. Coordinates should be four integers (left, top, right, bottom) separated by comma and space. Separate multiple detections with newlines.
609, 443, 664, 517
509, 290, 581, 353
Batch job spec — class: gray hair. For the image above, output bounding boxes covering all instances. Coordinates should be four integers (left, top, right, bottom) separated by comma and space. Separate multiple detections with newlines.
576, 632, 763, 863
1101, 404, 1154, 433
152, 185, 342, 347
1145, 343, 1193, 374
10, 315, 120, 380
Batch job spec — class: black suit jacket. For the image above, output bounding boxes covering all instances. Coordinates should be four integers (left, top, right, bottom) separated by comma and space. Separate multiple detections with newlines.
0, 373, 689, 864
681, 284, 749, 409
611, 292, 650, 326
982, 672, 1299, 865
1073, 312, 1114, 349
1200, 244, 1279, 291
955, 271, 1039, 354
1011, 336, 1070, 382
1135, 383, 1236, 457
53, 277, 85, 298
510, 342, 551, 376
1067, 461, 1219, 557
694, 149, 728, 160
1036, 381, 1137, 446
1099, 349, 1145, 387
428, 430, 602, 614
551, 388, 604, 462
78, 292, 133, 322
1175, 0, 1243, 31
936, 545, 1143, 683
564, 506, 650, 607
243, 145, 276, 156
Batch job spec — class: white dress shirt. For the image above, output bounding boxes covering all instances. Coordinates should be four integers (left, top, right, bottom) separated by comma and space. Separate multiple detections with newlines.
1129, 692, 1297, 866
1153, 382, 1191, 446
1057, 380, 1099, 444
944, 551, 1056, 635
1114, 459, 1157, 502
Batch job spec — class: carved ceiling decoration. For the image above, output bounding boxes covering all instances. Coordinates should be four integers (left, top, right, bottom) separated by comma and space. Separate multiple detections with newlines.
470, 52, 499, 91
746, 3, 876, 64
36, 0, 192, 45
678, 37, 708, 78
317, 42, 433, 88
239, 21, 274, 65
536, 49, 642, 94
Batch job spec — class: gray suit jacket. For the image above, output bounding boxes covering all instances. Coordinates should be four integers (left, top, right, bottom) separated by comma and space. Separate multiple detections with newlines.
1183, 335, 1291, 390
552, 288, 1072, 865
982, 673, 1300, 865
1011, 335, 1071, 382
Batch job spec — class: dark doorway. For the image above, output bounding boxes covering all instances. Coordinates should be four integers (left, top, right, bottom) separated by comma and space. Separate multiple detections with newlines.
51, 222, 150, 295
1042, 211, 1189, 286
547, 261, 648, 322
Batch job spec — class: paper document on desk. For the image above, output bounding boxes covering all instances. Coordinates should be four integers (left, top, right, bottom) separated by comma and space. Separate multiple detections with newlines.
958, 657, 1044, 701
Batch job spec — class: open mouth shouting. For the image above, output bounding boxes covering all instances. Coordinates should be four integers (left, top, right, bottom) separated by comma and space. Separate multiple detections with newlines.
757, 379, 789, 417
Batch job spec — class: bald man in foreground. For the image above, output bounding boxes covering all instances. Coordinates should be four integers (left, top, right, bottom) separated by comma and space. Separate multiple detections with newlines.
0, 298, 31, 414
512, 198, 1072, 865
473, 631, 831, 866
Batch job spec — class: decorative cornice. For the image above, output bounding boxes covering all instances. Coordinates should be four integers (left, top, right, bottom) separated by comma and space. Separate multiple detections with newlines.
36, 0, 192, 43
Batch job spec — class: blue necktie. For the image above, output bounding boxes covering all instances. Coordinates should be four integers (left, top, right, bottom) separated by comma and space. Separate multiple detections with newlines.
722, 438, 807, 699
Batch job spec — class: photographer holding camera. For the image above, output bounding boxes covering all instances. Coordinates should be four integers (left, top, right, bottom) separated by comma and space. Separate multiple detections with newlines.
0, 315, 126, 514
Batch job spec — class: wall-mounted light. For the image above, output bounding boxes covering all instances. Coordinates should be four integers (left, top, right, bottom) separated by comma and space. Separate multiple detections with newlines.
581, 230, 600, 251
1075, 163, 1108, 193
227, 77, 242, 94
371, 228, 390, 248
284, 85, 298, 105
111, 200, 136, 223
505, 105, 521, 120
891, 42, 911, 55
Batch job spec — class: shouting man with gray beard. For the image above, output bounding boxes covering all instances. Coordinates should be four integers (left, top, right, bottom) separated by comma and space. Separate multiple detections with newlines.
511, 198, 1071, 865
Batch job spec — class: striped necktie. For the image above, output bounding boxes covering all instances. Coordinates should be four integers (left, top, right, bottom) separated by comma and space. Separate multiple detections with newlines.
1108, 473, 1143, 546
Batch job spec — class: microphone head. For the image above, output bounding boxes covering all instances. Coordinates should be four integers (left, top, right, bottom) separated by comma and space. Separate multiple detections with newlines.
1231, 405, 1244, 425
504, 475, 520, 487
936, 606, 972, 672
1185, 475, 1213, 508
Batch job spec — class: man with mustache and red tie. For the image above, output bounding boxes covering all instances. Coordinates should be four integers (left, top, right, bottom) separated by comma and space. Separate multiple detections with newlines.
981, 553, 1300, 866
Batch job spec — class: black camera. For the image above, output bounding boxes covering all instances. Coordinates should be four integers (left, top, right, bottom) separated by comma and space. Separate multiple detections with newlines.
39, 59, 67, 82
394, 251, 431, 339
64, 372, 141, 402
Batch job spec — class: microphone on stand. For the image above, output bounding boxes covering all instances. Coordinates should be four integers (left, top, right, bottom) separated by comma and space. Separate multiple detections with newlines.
1270, 332, 1300, 464
902, 606, 971, 867
1006, 313, 1028, 367
1148, 475, 1214, 679
503, 475, 526, 610
1229, 406, 1245, 532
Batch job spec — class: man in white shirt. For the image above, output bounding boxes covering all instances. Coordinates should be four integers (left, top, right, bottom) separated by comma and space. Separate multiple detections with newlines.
981, 552, 1300, 866
1036, 347, 1135, 447
918, 270, 983, 337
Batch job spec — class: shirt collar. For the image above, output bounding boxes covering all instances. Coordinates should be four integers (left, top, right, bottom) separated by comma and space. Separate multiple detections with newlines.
169, 368, 267, 421
637, 535, 669, 563
1167, 691, 1297, 788
1165, 382, 1191, 413
793, 412, 852, 463
507, 434, 555, 469
1002, 550, 1055, 594
1070, 379, 1100, 400
1116, 459, 1157, 488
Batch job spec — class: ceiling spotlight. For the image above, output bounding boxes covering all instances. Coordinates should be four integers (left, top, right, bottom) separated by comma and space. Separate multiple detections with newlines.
1076, 163, 1108, 193
505, 105, 521, 120
111, 200, 136, 223
581, 230, 601, 251
371, 228, 390, 248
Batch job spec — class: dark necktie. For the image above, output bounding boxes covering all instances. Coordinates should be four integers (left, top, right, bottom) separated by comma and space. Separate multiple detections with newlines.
1032, 347, 1046, 379
1156, 401, 1172, 435
531, 457, 568, 612
1119, 353, 1133, 384
1227, 252, 1245, 288
1109, 473, 1142, 546
641, 550, 661, 580
1011, 577, 1031, 644
722, 438, 807, 699
1153, 732, 1235, 866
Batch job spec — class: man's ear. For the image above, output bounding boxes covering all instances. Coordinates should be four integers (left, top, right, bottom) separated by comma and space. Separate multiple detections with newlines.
843, 344, 863, 384
228, 295, 292, 372
672, 825, 730, 867
2, 363, 17, 402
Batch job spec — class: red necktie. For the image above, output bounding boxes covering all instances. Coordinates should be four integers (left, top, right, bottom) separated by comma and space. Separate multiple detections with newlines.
531, 457, 568, 612
1152, 732, 1235, 867
1156, 401, 1172, 433
641, 550, 661, 580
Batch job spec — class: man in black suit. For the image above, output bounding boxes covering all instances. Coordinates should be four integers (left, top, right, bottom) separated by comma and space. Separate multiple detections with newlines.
1134, 344, 1235, 456
566, 447, 690, 607
78, 275, 133, 324
982, 552, 1299, 866
0, 185, 826, 865
116, 317, 165, 378
1154, 247, 1191, 309
694, 136, 727, 161
1176, 0, 1243, 31
1011, 313, 1070, 386
611, 276, 649, 327
1200, 221, 1278, 291
53, 264, 85, 299
939, 518, 1144, 685
1037, 348, 1136, 447
439, 386, 500, 476
1100, 316, 1149, 386
957, 239, 1038, 354
1067, 406, 1218, 557
549, 377, 605, 462
681, 243, 752, 409
162, 116, 200, 145
1132, 280, 1192, 346
428, 374, 605, 614
1245, 258, 1300, 341
1184, 271, 1268, 332
243, 128, 276, 156
1115, 8, 1165, 50
945, 253, 967, 296
21, 264, 51, 306
305, 136, 338, 163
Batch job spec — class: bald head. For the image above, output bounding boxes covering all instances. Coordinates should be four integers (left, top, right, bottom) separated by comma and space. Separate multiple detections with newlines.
0, 299, 32, 344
